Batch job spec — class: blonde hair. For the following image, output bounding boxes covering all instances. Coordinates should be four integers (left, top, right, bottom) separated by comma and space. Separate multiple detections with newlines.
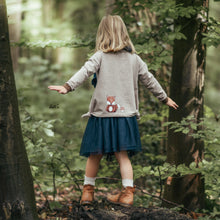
95, 15, 135, 53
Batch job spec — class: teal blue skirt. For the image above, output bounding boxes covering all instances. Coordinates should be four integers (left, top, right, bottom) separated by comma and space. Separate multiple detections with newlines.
80, 115, 142, 157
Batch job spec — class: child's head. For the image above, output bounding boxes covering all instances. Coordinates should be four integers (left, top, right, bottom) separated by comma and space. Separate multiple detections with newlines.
96, 15, 135, 53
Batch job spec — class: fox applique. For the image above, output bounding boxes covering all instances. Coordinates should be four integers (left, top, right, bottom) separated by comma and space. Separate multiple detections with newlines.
106, 96, 119, 113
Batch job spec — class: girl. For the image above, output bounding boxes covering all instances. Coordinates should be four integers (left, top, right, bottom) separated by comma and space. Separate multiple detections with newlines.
48, 15, 178, 207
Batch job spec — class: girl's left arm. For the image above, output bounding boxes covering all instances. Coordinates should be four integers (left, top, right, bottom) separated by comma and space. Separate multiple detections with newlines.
48, 51, 102, 93
65, 51, 102, 91
48, 85, 69, 94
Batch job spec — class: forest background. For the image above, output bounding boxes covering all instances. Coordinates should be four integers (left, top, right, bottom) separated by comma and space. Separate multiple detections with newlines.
5, 0, 220, 218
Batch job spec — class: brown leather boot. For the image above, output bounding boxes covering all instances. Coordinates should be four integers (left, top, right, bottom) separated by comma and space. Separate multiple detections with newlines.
80, 184, 94, 205
107, 186, 135, 207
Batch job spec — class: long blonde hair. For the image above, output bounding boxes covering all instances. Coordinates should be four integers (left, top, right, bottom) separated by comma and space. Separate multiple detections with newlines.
95, 15, 135, 53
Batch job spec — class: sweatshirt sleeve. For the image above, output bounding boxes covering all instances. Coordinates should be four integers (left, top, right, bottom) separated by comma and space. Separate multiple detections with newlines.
66, 51, 102, 91
137, 55, 168, 102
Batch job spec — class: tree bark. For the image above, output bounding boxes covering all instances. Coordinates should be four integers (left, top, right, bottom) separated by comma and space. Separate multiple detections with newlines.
8, 0, 22, 72
163, 0, 208, 211
0, 0, 38, 219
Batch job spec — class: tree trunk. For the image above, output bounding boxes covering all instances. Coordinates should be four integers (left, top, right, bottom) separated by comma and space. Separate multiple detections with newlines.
106, 0, 114, 15
8, 0, 22, 72
0, 1, 38, 219
163, 0, 208, 211
41, 0, 54, 61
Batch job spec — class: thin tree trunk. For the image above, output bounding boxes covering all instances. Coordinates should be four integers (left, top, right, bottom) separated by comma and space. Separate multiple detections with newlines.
106, 0, 114, 15
163, 0, 208, 211
0, 0, 38, 219
41, 0, 54, 61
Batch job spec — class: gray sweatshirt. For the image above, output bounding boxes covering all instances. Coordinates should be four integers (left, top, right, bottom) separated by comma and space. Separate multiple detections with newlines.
66, 50, 167, 118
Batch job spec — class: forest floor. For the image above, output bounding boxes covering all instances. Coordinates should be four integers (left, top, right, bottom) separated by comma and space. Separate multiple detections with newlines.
35, 185, 207, 220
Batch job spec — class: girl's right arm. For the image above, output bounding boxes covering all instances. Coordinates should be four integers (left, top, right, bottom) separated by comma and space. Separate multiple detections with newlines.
137, 55, 178, 110
165, 97, 179, 110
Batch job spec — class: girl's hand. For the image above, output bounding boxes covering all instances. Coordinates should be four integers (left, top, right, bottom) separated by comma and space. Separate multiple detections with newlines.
166, 97, 179, 110
48, 85, 68, 94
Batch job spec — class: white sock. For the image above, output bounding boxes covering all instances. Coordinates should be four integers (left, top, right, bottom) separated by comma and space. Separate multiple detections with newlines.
122, 179, 133, 188
84, 175, 96, 186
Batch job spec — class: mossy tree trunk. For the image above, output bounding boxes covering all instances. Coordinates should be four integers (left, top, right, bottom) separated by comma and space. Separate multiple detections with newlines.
163, 0, 209, 211
0, 0, 38, 219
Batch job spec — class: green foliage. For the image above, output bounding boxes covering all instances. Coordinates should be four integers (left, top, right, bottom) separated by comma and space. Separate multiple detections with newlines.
13, 36, 95, 49
150, 1, 200, 20
203, 17, 220, 47
133, 112, 220, 214
163, 115, 199, 135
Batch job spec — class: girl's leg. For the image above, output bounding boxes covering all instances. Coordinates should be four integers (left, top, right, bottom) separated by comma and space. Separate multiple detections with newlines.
81, 154, 102, 204
115, 151, 133, 187
84, 154, 103, 186
107, 151, 135, 206
85, 154, 103, 177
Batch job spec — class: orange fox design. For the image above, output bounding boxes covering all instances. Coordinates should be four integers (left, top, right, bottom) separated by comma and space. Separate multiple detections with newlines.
106, 96, 119, 113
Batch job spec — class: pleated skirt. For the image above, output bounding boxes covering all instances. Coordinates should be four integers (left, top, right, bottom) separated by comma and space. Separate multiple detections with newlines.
80, 115, 142, 157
